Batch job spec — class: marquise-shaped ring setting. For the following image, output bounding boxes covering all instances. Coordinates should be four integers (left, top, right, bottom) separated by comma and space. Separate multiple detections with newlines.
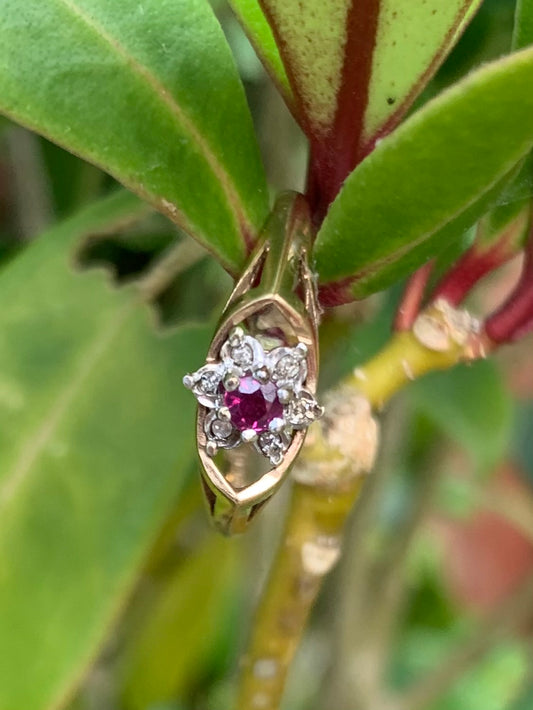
183, 192, 322, 535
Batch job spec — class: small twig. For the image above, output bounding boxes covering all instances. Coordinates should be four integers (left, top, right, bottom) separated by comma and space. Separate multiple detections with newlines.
237, 477, 369, 710
4, 125, 54, 239
396, 570, 533, 710
137, 237, 206, 301
394, 262, 433, 332
485, 219, 533, 343
326, 446, 446, 710
364, 458, 445, 672
432, 206, 531, 307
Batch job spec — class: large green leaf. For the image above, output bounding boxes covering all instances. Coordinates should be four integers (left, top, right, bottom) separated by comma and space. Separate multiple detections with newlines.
0, 0, 269, 272
341, 166, 521, 301
314, 47, 533, 297
120, 533, 238, 709
0, 193, 210, 710
362, 0, 482, 149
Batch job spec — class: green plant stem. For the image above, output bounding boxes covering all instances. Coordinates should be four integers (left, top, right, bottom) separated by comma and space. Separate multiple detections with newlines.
137, 237, 206, 301
236, 301, 482, 710
237, 476, 365, 709
345, 329, 473, 409
4, 125, 53, 239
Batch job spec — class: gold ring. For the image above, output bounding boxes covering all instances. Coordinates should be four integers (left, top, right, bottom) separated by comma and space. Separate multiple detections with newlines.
183, 192, 322, 535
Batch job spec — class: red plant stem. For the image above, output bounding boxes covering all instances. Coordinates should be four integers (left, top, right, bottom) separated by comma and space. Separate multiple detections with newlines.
508, 315, 533, 342
393, 261, 434, 331
432, 240, 517, 307
431, 203, 532, 307
485, 226, 533, 343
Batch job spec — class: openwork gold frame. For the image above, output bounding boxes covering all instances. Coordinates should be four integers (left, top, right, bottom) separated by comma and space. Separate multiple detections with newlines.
196, 193, 320, 535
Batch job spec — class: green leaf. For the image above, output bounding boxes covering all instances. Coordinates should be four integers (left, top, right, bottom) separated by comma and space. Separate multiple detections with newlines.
0, 194, 210, 710
227, 0, 293, 109
362, 0, 483, 149
0, 0, 269, 272
347, 165, 522, 299
481, 154, 533, 241
396, 632, 527, 710
0, 115, 10, 133
514, 0, 533, 50
408, 360, 513, 471
314, 48, 533, 295
120, 534, 238, 709
510, 680, 533, 710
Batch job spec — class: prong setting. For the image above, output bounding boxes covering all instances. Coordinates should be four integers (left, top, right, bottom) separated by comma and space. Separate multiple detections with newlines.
182, 374, 195, 390
229, 326, 244, 346
241, 429, 258, 443
223, 372, 240, 392
277, 388, 292, 404
269, 417, 285, 434
218, 406, 231, 421
254, 367, 269, 383
205, 441, 218, 457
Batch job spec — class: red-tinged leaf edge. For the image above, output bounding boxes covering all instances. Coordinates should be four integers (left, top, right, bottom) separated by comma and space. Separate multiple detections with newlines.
308, 0, 482, 222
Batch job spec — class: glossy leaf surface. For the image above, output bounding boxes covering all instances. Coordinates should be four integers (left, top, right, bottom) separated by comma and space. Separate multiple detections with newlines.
314, 48, 533, 298
0, 0, 268, 271
0, 193, 210, 710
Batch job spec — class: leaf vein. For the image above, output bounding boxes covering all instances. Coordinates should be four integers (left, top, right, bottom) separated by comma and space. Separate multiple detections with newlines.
0, 302, 133, 513
55, 0, 253, 243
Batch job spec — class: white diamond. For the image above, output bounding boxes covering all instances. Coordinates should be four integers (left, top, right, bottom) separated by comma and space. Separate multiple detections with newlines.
191, 365, 223, 407
231, 344, 253, 367
285, 390, 322, 429
258, 431, 286, 465
199, 371, 219, 392
204, 411, 240, 450
275, 355, 300, 380
268, 346, 307, 387
211, 419, 233, 439
221, 334, 265, 371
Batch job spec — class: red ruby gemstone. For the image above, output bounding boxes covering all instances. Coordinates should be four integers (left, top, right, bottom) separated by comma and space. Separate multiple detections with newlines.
223, 377, 283, 432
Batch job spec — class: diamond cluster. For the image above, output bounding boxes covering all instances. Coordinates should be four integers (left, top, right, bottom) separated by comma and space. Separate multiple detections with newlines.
183, 327, 323, 465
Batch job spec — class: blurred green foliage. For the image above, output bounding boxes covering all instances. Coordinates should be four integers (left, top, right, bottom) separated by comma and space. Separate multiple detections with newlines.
0, 2, 531, 710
